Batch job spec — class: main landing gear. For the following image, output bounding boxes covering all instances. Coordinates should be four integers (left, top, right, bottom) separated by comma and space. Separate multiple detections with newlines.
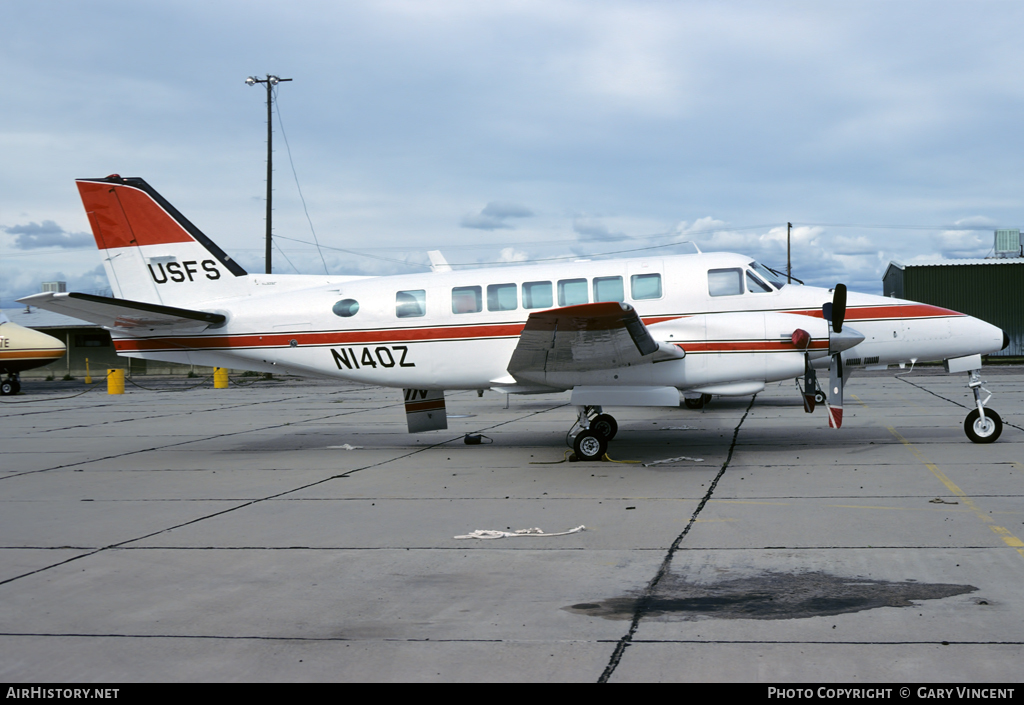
964, 369, 1001, 443
683, 393, 713, 410
569, 405, 618, 461
1, 374, 21, 396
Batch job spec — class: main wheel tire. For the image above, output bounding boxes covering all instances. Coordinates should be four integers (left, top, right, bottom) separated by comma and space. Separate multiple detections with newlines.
591, 414, 618, 440
11, 381, 20, 394
573, 431, 607, 461
0, 380, 14, 396
965, 409, 1002, 444
683, 397, 704, 409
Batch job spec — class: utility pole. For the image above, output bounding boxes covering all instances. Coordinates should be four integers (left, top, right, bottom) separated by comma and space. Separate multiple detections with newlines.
245, 75, 292, 274
787, 222, 792, 284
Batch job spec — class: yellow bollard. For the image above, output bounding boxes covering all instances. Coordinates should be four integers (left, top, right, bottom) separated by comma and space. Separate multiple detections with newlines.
84, 358, 92, 384
214, 367, 229, 389
107, 369, 125, 395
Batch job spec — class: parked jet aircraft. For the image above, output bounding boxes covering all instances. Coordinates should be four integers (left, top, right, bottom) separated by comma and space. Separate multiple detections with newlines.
20, 176, 1009, 454
0, 312, 66, 395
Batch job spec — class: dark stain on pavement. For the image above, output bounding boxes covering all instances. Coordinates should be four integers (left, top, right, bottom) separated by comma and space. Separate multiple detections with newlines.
566, 570, 976, 621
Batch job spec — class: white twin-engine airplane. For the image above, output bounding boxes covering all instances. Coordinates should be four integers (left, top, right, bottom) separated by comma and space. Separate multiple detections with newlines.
21, 176, 1010, 457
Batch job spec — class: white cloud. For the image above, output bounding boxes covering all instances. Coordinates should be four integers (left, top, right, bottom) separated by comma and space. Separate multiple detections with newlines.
498, 247, 528, 263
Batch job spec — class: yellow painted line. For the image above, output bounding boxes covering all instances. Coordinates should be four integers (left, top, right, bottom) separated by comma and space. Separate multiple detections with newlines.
889, 426, 1024, 560
991, 526, 1024, 548
888, 427, 991, 522
849, 394, 869, 408
709, 500, 792, 507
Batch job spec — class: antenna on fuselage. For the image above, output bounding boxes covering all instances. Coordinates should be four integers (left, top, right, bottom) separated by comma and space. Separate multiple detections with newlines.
428, 251, 453, 273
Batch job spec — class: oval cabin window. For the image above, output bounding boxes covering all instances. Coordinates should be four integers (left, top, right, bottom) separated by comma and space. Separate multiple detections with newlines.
332, 299, 360, 317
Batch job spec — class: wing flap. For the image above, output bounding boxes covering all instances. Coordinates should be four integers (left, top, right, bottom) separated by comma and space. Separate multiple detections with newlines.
508, 302, 681, 385
18, 292, 225, 334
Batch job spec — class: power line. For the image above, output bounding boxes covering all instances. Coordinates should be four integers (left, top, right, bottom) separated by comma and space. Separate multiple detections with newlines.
273, 84, 330, 275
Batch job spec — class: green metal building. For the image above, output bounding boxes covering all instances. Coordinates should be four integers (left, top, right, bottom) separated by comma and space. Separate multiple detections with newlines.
883, 259, 1024, 357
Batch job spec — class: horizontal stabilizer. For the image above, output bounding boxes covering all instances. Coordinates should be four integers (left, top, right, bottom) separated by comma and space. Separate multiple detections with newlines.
18, 292, 225, 334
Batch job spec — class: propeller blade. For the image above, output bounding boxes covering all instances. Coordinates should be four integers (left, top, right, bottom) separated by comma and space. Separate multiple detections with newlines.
832, 284, 847, 333
827, 355, 844, 428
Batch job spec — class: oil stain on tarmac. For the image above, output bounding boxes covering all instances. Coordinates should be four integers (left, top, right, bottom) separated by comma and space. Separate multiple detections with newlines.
567, 570, 977, 621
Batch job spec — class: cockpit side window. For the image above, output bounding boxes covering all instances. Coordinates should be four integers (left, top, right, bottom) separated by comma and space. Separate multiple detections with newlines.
708, 268, 743, 297
746, 271, 772, 293
750, 261, 787, 288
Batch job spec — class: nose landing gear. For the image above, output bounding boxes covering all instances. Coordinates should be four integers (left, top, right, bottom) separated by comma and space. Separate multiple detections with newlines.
964, 369, 1001, 443
1, 374, 21, 396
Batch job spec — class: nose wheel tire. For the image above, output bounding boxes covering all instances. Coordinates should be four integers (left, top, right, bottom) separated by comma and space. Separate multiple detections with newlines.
814, 391, 826, 404
573, 431, 607, 461
965, 409, 1002, 444
1, 380, 16, 396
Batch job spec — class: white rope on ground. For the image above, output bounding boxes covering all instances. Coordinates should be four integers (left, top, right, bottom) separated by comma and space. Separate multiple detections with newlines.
454, 525, 586, 540
643, 456, 704, 466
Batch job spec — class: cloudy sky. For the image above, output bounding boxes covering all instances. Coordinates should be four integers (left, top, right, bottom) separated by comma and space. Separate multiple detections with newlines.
3, 0, 1023, 307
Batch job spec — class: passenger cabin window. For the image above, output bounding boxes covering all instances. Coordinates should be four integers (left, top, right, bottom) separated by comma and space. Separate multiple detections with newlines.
558, 278, 588, 306
487, 283, 518, 311
593, 276, 624, 303
396, 290, 425, 318
746, 271, 772, 293
522, 281, 552, 309
708, 268, 744, 297
631, 273, 662, 300
452, 286, 482, 314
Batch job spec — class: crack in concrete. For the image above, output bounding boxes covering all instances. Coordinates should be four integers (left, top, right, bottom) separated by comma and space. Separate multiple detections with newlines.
597, 395, 757, 683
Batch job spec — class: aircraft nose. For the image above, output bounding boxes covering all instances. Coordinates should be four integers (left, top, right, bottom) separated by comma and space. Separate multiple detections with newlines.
1003, 330, 1010, 351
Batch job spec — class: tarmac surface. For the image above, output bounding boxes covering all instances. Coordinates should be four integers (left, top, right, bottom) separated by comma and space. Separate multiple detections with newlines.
1, 368, 1022, 683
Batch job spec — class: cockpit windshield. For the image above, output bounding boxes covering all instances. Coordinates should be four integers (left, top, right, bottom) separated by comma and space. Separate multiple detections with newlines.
750, 261, 789, 289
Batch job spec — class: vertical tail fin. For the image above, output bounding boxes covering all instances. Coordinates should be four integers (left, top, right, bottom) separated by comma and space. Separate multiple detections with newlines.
77, 175, 248, 306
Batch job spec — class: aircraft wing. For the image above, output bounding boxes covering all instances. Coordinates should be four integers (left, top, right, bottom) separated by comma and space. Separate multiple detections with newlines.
17, 292, 226, 334
507, 302, 683, 386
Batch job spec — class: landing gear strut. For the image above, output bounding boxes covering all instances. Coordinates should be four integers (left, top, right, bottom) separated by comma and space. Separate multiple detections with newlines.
1, 374, 21, 396
569, 406, 617, 461
683, 393, 712, 410
964, 369, 1001, 443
